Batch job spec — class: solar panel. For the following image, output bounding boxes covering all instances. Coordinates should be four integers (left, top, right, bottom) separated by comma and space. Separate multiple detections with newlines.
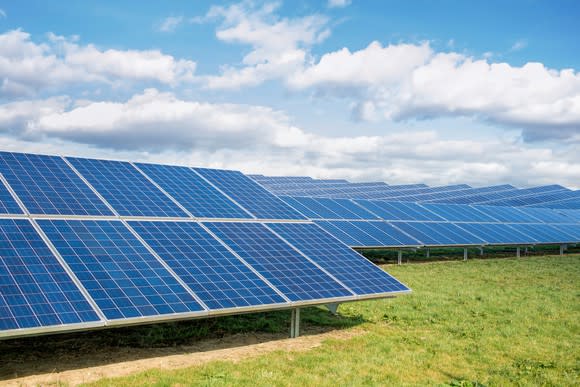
0, 179, 22, 214
38, 219, 204, 320
128, 221, 286, 310
550, 224, 580, 240
67, 157, 187, 218
0, 152, 112, 216
513, 207, 573, 224
390, 222, 484, 246
0, 219, 100, 333
420, 203, 497, 222
313, 221, 383, 246
355, 201, 443, 221
471, 205, 540, 223
313, 220, 367, 246
204, 222, 352, 301
347, 221, 421, 247
279, 196, 319, 218
194, 168, 306, 220
267, 223, 409, 295
454, 223, 536, 245
506, 223, 577, 244
135, 163, 252, 219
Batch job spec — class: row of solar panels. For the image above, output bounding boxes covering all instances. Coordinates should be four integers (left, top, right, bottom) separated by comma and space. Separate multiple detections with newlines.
251, 175, 580, 209
0, 151, 304, 220
0, 218, 408, 338
279, 196, 580, 224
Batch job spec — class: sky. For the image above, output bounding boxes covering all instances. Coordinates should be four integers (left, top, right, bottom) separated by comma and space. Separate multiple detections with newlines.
0, 0, 579, 188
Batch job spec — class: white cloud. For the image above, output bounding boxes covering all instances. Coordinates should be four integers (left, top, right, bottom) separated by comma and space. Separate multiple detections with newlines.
510, 39, 528, 51
0, 29, 196, 97
198, 1, 330, 89
2, 89, 578, 189
328, 0, 351, 8
288, 41, 580, 141
158, 16, 183, 33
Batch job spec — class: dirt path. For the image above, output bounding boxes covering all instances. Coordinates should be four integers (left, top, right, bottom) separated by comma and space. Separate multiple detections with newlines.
0, 327, 361, 386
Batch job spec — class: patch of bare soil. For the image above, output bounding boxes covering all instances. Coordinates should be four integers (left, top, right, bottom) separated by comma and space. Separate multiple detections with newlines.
0, 326, 362, 386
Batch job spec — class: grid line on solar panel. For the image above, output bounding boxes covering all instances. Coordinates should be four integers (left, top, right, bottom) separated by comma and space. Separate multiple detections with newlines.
0, 176, 23, 215
38, 219, 204, 321
0, 152, 112, 216
128, 221, 287, 310
67, 157, 188, 218
134, 163, 252, 219
0, 219, 101, 332
266, 223, 409, 295
194, 168, 306, 220
204, 222, 352, 302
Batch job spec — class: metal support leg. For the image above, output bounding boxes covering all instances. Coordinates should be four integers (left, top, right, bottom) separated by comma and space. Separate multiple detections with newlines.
326, 303, 339, 315
478, 246, 484, 256
290, 308, 300, 338
463, 248, 468, 261
426, 248, 430, 259
525, 247, 528, 254
516, 246, 520, 258
560, 244, 565, 256
397, 250, 402, 265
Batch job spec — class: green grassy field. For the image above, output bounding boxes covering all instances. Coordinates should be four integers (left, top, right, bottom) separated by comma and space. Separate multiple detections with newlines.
85, 254, 579, 386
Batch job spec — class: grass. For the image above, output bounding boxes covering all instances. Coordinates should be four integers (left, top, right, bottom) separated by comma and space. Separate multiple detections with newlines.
85, 254, 580, 386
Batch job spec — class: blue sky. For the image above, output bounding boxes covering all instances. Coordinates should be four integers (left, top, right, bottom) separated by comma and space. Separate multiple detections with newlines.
0, 0, 578, 188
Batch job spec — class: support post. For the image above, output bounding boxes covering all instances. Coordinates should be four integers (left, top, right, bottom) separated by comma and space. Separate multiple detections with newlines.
516, 246, 520, 258
290, 308, 301, 338
463, 248, 468, 261
560, 244, 566, 256
525, 247, 528, 254
397, 250, 402, 265
326, 303, 339, 315
478, 246, 484, 256
426, 248, 430, 259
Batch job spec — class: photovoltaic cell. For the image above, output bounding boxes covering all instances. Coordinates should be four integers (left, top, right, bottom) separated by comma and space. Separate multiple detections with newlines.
354, 221, 422, 246
67, 157, 187, 217
129, 221, 286, 310
135, 163, 251, 219
267, 223, 409, 295
455, 223, 536, 245
315, 221, 383, 246
420, 203, 497, 222
194, 168, 306, 220
506, 223, 576, 243
38, 219, 203, 320
0, 152, 112, 216
204, 222, 351, 301
0, 219, 100, 331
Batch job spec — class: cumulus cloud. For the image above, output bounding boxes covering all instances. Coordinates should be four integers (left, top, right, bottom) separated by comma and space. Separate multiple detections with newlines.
2, 89, 578, 189
158, 16, 183, 33
0, 29, 196, 97
197, 1, 330, 89
327, 0, 351, 8
287, 41, 580, 141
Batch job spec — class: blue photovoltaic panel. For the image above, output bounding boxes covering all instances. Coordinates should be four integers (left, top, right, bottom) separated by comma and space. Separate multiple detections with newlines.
38, 219, 203, 320
135, 163, 251, 219
267, 223, 409, 295
290, 197, 342, 219
551, 224, 580, 240
455, 223, 536, 245
205, 222, 351, 301
0, 219, 100, 331
331, 198, 380, 219
420, 203, 497, 222
363, 221, 423, 246
279, 196, 319, 218
317, 221, 384, 246
513, 207, 573, 224
313, 220, 367, 246
0, 179, 22, 214
0, 152, 112, 216
506, 223, 576, 243
356, 200, 443, 221
67, 157, 188, 218
194, 168, 306, 220
129, 221, 286, 310
473, 205, 540, 223
390, 222, 483, 246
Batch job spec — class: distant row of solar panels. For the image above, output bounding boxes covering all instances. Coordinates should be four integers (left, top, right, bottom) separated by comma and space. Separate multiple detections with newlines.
0, 151, 409, 339
276, 196, 580, 248
251, 175, 580, 209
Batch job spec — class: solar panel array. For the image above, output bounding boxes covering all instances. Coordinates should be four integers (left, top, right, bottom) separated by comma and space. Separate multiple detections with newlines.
0, 151, 408, 339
